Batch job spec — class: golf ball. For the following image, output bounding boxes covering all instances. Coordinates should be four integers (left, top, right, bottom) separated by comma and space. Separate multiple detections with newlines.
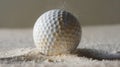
33, 9, 81, 55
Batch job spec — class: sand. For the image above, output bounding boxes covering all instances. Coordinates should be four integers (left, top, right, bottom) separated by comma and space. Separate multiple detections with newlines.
0, 25, 120, 67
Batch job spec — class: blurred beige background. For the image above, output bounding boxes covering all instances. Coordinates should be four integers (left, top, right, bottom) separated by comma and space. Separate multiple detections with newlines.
0, 0, 120, 28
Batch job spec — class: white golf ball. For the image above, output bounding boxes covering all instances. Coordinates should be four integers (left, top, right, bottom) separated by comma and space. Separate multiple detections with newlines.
33, 9, 81, 55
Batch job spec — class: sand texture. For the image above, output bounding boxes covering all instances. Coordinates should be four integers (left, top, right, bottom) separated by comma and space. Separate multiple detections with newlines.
0, 25, 120, 67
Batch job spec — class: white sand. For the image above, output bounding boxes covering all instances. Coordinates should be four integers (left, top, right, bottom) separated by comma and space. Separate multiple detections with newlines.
0, 25, 120, 67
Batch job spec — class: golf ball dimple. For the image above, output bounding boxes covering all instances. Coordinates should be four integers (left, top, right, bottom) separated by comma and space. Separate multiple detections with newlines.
33, 9, 81, 55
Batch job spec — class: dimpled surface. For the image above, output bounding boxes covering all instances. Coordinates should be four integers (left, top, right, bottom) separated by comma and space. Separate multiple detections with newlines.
33, 9, 81, 55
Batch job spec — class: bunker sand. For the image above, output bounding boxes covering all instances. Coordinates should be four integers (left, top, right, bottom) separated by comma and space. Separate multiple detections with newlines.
0, 25, 120, 67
